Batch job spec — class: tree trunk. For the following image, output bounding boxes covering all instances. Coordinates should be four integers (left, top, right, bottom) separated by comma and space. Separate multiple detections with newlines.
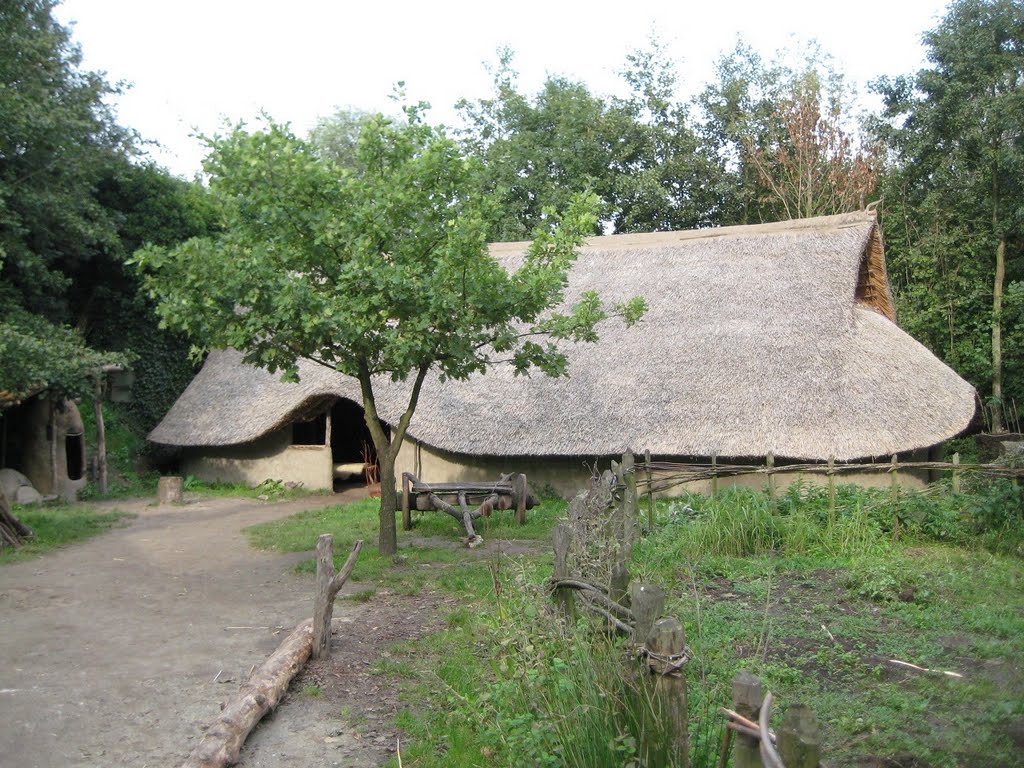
991, 235, 1006, 433
0, 486, 33, 547
377, 451, 398, 556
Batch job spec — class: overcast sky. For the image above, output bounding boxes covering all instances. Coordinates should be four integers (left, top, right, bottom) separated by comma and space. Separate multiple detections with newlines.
55, 0, 950, 178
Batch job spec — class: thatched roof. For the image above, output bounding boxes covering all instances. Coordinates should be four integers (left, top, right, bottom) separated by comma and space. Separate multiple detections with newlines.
150, 211, 977, 461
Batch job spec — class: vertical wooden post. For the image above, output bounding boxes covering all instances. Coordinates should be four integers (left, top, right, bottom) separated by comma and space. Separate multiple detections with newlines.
514, 472, 528, 525
711, 452, 719, 497
645, 449, 654, 533
630, 582, 665, 645
401, 473, 412, 531
951, 452, 961, 494
93, 375, 108, 496
646, 617, 689, 768
48, 397, 58, 495
313, 534, 336, 659
890, 454, 900, 540
732, 670, 763, 768
827, 455, 836, 526
552, 523, 575, 620
778, 704, 822, 768
313, 535, 363, 660
766, 452, 776, 505
609, 560, 630, 607
623, 451, 638, 547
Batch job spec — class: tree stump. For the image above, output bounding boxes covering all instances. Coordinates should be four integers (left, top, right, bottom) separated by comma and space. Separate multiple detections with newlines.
646, 617, 689, 768
158, 476, 184, 504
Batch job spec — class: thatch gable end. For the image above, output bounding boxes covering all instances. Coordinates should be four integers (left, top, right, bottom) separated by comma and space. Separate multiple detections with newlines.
149, 211, 976, 463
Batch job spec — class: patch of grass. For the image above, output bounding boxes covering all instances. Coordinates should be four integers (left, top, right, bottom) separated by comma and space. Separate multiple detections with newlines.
0, 504, 135, 564
243, 482, 1024, 767
345, 589, 377, 603
301, 684, 322, 697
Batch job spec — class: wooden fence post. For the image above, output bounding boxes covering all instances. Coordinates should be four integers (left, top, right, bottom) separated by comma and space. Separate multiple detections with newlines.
732, 670, 763, 768
401, 473, 412, 531
711, 452, 719, 497
890, 454, 900, 540
645, 449, 654, 532
609, 560, 630, 608
951, 452, 961, 494
827, 456, 836, 526
552, 524, 575, 620
766, 453, 776, 505
313, 535, 363, 659
630, 582, 665, 646
623, 450, 638, 547
514, 472, 528, 525
646, 617, 689, 768
778, 703, 822, 767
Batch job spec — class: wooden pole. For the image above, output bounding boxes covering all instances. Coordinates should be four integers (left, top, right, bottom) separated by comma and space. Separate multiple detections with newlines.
778, 704, 821, 768
552, 523, 575, 620
609, 560, 630, 608
514, 472, 528, 525
731, 670, 763, 768
48, 397, 58, 496
93, 375, 108, 496
890, 454, 900, 541
312, 535, 363, 659
827, 456, 836, 526
951, 452, 961, 494
630, 582, 665, 646
623, 450, 638, 547
401, 472, 412, 531
711, 452, 719, 497
645, 449, 654, 532
646, 617, 689, 768
766, 452, 776, 505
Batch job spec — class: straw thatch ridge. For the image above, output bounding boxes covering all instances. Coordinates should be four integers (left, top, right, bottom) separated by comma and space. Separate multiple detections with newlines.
149, 211, 977, 462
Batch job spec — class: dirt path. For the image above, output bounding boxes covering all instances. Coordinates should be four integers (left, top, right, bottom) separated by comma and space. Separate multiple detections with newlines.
0, 490, 436, 768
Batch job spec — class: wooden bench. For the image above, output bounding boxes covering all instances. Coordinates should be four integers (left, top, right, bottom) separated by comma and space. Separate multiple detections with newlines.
400, 472, 537, 545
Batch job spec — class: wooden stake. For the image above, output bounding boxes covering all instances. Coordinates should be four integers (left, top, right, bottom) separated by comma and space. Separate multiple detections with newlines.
646, 617, 689, 768
623, 450, 638, 548
93, 375, 107, 495
766, 453, 775, 505
645, 449, 653, 532
827, 456, 836, 526
630, 582, 665, 645
401, 472, 412, 531
312, 535, 363, 659
951, 452, 961, 494
890, 454, 900, 540
711, 452, 719, 497
514, 472, 528, 525
778, 704, 821, 767
552, 524, 575, 620
731, 670, 763, 768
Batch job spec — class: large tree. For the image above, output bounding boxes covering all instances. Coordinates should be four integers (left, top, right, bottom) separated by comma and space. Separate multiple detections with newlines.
134, 108, 645, 555
698, 41, 879, 224
874, 0, 1024, 431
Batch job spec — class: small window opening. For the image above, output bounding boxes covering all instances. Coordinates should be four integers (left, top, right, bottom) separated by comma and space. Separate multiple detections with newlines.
65, 433, 84, 481
292, 413, 327, 446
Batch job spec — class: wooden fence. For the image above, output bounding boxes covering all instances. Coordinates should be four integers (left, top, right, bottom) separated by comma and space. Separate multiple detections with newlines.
549, 463, 826, 767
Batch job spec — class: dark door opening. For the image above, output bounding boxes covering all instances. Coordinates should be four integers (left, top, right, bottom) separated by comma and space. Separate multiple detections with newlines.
330, 399, 387, 491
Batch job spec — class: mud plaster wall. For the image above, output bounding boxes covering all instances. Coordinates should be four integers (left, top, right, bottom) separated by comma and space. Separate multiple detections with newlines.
181, 427, 333, 490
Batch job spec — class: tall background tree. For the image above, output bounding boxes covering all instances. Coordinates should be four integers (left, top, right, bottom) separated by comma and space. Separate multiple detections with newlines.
1, 0, 215, 469
698, 41, 880, 224
874, 0, 1024, 431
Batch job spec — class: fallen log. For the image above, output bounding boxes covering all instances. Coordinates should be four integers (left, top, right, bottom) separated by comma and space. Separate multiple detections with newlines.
181, 618, 314, 768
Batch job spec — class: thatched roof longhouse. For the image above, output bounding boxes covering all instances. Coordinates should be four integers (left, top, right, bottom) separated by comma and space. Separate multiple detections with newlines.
149, 211, 976, 462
